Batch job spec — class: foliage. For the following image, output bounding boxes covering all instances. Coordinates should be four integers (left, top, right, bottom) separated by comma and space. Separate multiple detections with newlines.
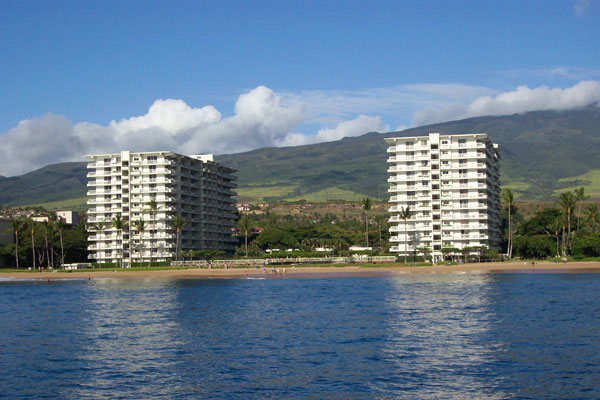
513, 235, 555, 258
571, 233, 600, 257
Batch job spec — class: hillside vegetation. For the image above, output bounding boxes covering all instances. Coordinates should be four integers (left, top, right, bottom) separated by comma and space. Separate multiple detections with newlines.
1, 106, 600, 206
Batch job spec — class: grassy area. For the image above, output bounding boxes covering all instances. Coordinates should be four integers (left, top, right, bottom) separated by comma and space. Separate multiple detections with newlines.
555, 169, 600, 198
236, 184, 298, 201
501, 179, 532, 198
286, 187, 369, 202
23, 196, 88, 211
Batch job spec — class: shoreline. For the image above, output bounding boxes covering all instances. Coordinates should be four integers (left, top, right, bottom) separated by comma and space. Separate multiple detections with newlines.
1, 261, 600, 280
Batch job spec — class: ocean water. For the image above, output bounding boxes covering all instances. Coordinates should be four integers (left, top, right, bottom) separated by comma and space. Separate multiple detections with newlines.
1, 273, 599, 399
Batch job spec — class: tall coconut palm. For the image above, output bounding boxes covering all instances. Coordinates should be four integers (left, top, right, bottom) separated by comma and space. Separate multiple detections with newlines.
501, 189, 515, 259
26, 217, 37, 270
574, 187, 590, 232
132, 219, 146, 264
172, 216, 187, 262
55, 217, 65, 267
374, 214, 385, 243
585, 204, 600, 233
399, 206, 411, 264
93, 221, 107, 264
112, 215, 127, 268
557, 191, 576, 253
238, 214, 252, 258
361, 198, 372, 247
9, 217, 23, 269
146, 198, 159, 266
41, 221, 51, 268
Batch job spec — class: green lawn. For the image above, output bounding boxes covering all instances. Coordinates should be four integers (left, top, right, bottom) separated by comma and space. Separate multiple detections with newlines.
287, 187, 369, 202
236, 184, 298, 201
23, 196, 88, 211
501, 179, 532, 198
555, 169, 600, 198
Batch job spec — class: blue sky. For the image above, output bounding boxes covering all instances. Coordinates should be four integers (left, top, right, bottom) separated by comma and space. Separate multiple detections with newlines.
1, 0, 599, 175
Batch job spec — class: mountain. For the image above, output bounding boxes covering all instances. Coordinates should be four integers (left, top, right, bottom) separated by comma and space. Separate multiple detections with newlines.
218, 105, 600, 201
0, 162, 88, 207
1, 105, 600, 207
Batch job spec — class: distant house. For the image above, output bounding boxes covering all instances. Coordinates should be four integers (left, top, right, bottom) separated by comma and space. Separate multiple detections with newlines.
56, 211, 79, 225
237, 202, 251, 212
349, 246, 372, 251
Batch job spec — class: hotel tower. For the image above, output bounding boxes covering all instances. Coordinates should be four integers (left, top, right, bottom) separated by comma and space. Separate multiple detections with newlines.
385, 133, 501, 262
86, 151, 237, 265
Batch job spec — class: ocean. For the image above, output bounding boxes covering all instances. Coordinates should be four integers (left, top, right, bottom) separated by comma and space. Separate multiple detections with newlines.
1, 273, 599, 399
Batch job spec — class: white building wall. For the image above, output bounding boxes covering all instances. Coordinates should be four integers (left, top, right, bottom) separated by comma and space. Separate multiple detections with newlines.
86, 151, 237, 265
385, 133, 501, 262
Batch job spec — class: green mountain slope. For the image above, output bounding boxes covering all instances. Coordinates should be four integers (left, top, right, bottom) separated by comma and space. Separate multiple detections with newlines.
1, 105, 600, 206
218, 105, 600, 201
0, 162, 88, 206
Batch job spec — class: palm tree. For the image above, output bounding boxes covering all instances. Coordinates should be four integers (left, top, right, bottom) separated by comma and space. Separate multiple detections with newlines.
172, 216, 187, 262
41, 221, 51, 269
112, 215, 127, 268
132, 219, 146, 264
585, 204, 600, 233
27, 217, 37, 270
399, 206, 411, 264
55, 217, 65, 267
9, 217, 23, 269
238, 214, 252, 258
574, 187, 590, 232
501, 189, 515, 259
374, 214, 385, 243
93, 221, 107, 264
146, 198, 159, 266
557, 191, 576, 253
361, 198, 372, 247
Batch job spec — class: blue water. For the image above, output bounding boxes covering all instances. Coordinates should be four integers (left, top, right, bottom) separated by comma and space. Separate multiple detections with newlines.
1, 273, 599, 399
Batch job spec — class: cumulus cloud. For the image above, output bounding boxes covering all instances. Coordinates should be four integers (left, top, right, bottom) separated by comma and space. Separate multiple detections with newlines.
0, 86, 386, 176
277, 115, 389, 147
412, 81, 600, 126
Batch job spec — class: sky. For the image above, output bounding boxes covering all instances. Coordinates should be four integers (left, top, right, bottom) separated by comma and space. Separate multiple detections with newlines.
1, 0, 599, 176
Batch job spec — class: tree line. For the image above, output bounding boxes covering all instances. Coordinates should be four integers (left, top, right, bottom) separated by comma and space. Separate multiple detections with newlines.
503, 187, 599, 259
1, 214, 87, 269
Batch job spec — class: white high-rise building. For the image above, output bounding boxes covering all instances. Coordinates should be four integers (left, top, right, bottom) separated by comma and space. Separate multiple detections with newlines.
385, 133, 501, 262
86, 151, 237, 265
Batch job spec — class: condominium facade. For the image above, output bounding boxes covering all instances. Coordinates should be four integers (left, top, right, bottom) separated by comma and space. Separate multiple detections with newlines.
86, 151, 237, 265
386, 133, 501, 262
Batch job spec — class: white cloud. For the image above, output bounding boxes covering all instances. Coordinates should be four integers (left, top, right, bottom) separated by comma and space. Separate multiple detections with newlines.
110, 99, 221, 134
412, 81, 600, 126
574, 0, 590, 16
0, 86, 385, 176
276, 115, 389, 147
4, 81, 600, 177
279, 83, 494, 126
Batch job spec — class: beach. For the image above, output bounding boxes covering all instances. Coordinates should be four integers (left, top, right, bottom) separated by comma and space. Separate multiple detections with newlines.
2, 260, 599, 280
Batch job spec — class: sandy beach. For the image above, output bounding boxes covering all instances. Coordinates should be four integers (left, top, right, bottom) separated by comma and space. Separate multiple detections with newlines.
2, 261, 600, 280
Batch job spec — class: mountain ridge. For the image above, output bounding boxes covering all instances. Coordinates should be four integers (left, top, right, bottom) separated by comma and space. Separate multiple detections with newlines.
1, 105, 600, 207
